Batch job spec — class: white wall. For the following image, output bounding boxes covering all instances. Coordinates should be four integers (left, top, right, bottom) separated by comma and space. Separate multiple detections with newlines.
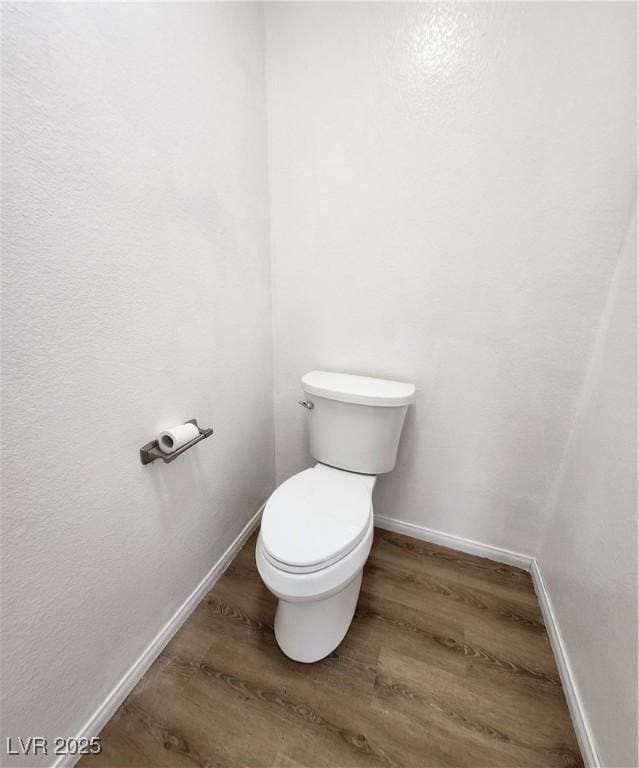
538, 210, 637, 768
2, 3, 636, 766
265, 2, 636, 556
1, 3, 272, 763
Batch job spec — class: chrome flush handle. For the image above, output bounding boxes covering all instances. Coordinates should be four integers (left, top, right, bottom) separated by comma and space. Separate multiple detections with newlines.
298, 400, 314, 410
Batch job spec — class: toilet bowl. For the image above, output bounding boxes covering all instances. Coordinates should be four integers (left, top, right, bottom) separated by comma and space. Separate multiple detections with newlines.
256, 464, 376, 662
256, 370, 415, 663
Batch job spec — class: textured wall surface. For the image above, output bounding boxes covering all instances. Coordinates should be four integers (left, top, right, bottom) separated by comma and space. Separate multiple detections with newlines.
265, 2, 636, 555
539, 211, 637, 768
2, 3, 637, 765
1, 3, 273, 762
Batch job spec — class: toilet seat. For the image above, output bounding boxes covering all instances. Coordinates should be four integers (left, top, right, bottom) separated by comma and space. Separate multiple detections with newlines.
261, 512, 371, 574
261, 464, 374, 574
256, 515, 374, 603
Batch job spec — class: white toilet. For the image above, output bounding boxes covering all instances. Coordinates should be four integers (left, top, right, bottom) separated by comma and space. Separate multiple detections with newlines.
256, 370, 415, 663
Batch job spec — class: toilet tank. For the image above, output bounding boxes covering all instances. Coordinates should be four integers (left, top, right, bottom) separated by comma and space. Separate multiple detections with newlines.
301, 371, 415, 475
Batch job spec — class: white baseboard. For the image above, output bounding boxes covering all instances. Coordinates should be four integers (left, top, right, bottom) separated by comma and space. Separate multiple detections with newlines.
375, 514, 597, 768
530, 560, 600, 768
374, 514, 534, 571
54, 506, 595, 768
53, 504, 264, 768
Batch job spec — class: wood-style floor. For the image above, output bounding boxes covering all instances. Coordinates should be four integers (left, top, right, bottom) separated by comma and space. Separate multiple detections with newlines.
81, 528, 582, 768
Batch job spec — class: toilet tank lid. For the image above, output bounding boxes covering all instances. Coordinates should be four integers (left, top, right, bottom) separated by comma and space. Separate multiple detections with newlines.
302, 371, 415, 407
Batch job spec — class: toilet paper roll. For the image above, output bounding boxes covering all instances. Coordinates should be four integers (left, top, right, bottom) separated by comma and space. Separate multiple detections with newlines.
158, 422, 200, 454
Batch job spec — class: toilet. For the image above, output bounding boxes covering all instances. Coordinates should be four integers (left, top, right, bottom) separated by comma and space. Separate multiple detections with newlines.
256, 370, 415, 663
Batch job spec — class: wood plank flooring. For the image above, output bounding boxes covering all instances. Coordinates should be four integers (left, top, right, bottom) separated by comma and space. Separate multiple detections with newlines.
81, 528, 582, 768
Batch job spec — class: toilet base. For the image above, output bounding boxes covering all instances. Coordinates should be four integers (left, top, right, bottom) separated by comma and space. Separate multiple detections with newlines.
273, 571, 363, 663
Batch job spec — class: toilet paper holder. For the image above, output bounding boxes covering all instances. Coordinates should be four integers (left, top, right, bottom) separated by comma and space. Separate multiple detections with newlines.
139, 418, 213, 465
